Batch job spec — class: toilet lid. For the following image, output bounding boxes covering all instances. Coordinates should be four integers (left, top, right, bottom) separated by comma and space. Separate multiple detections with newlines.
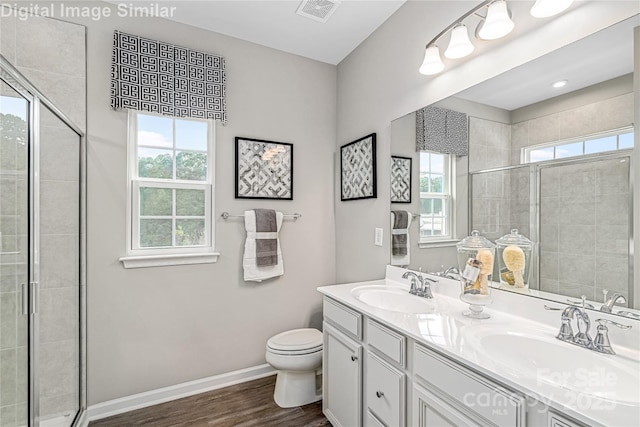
267, 328, 323, 352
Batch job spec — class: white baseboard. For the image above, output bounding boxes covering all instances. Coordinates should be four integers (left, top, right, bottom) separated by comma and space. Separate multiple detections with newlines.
87, 364, 276, 421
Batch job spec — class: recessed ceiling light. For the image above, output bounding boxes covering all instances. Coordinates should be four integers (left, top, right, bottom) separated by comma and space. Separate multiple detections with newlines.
552, 80, 568, 88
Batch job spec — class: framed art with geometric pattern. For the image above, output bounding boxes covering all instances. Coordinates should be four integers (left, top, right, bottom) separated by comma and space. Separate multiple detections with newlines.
340, 133, 377, 201
390, 156, 412, 203
235, 137, 293, 200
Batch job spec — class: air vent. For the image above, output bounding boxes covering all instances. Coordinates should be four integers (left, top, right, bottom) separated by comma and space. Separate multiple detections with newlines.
296, 0, 341, 23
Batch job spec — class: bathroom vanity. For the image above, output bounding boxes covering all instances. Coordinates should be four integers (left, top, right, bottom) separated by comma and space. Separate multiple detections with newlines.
318, 266, 640, 427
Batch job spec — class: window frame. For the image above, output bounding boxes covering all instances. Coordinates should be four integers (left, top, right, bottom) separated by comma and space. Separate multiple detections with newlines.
522, 126, 634, 163
120, 111, 219, 268
418, 151, 455, 244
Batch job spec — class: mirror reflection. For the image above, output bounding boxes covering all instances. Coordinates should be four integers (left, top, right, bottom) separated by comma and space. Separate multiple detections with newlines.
390, 16, 638, 315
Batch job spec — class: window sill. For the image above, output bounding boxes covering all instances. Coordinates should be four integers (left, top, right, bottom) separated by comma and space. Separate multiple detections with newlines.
418, 239, 459, 249
119, 252, 220, 269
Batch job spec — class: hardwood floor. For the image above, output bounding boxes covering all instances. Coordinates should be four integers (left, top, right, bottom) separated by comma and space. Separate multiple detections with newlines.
89, 375, 331, 427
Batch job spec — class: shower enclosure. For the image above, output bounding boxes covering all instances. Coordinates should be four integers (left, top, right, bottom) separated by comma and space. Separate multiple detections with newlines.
470, 151, 633, 306
1, 57, 86, 426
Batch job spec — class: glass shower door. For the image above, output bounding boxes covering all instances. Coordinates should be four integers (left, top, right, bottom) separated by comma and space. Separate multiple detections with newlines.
37, 104, 81, 427
1, 78, 30, 427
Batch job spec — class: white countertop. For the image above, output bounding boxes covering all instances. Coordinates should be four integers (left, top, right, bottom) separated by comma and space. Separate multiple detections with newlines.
318, 265, 640, 427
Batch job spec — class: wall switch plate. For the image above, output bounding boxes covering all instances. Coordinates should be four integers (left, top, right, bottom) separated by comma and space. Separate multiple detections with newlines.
375, 228, 383, 246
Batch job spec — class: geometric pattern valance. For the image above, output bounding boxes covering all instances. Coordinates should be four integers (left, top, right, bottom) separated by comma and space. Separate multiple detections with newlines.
110, 30, 227, 123
416, 105, 467, 156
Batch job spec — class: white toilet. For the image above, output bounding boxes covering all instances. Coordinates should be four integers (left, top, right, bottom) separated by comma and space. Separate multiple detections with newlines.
265, 328, 323, 408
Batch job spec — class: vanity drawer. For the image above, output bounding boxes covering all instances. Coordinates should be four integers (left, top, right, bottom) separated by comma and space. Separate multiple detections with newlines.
324, 297, 362, 339
366, 351, 406, 427
367, 319, 405, 367
413, 343, 525, 427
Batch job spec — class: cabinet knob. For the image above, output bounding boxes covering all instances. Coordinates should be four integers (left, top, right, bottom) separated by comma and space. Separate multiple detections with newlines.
376, 391, 384, 398
350, 355, 358, 361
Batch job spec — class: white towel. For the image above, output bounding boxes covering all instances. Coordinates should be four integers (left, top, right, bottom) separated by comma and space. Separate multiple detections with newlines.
243, 210, 284, 282
391, 212, 412, 267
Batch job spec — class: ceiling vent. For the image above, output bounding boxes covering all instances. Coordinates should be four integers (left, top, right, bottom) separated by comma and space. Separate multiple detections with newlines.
296, 0, 341, 23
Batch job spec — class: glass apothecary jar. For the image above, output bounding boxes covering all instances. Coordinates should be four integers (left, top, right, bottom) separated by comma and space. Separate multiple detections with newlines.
496, 229, 533, 292
456, 230, 495, 319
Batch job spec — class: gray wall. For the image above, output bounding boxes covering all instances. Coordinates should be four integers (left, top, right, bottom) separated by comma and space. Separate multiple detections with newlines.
56, 3, 338, 405
335, 1, 640, 283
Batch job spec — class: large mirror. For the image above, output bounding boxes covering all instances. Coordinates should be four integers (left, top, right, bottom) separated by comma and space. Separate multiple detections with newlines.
390, 15, 639, 317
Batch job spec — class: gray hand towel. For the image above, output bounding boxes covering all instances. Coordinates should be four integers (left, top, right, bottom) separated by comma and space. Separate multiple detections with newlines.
392, 210, 408, 256
254, 209, 278, 267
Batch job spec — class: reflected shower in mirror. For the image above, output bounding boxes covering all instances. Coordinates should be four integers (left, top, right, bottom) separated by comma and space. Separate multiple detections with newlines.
390, 15, 638, 316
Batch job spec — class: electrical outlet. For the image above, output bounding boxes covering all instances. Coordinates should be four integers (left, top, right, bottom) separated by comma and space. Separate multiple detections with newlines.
374, 228, 383, 246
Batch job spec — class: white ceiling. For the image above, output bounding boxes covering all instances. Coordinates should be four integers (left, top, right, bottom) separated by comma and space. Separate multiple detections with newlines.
455, 13, 638, 111
108, 0, 406, 65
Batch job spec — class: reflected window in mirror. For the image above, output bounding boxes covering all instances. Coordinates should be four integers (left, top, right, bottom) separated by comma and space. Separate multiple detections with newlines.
419, 151, 454, 242
523, 127, 634, 163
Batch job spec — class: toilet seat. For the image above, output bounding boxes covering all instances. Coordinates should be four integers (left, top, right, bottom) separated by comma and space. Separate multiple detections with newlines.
267, 328, 323, 355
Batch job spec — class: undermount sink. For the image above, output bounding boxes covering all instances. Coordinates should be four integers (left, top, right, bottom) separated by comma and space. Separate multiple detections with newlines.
351, 284, 445, 314
464, 325, 640, 404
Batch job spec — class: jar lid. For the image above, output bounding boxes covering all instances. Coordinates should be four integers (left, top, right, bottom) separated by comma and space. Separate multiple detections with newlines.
456, 230, 495, 250
496, 229, 533, 248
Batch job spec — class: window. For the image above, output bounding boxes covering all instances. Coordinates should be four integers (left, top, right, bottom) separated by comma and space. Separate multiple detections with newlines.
523, 127, 634, 163
121, 112, 218, 268
419, 151, 453, 242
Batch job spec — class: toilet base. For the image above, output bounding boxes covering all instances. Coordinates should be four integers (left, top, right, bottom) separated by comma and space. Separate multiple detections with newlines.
273, 369, 322, 408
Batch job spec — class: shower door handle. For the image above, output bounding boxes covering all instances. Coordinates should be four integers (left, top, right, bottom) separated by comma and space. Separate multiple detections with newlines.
21, 283, 29, 315
30, 281, 39, 315
21, 282, 39, 315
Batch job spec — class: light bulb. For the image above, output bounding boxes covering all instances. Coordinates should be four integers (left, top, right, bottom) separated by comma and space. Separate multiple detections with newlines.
419, 45, 444, 75
445, 24, 475, 59
478, 0, 514, 40
531, 0, 573, 18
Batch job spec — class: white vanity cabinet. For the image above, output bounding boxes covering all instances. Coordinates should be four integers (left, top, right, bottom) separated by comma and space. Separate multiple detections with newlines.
322, 295, 524, 427
323, 299, 363, 427
412, 343, 526, 427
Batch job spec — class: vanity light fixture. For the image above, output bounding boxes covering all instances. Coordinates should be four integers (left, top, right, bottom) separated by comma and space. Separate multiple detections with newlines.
444, 24, 475, 59
530, 0, 574, 18
419, 45, 445, 75
419, 0, 574, 76
477, 0, 515, 41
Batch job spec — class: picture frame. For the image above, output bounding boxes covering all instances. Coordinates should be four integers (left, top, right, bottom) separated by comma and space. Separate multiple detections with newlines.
235, 137, 293, 200
390, 155, 412, 203
340, 133, 377, 201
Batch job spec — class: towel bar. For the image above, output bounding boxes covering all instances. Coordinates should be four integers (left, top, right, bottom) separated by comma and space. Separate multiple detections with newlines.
221, 211, 302, 220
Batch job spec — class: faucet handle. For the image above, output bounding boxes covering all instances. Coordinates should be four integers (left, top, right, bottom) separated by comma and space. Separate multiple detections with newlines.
544, 305, 563, 311
595, 318, 632, 330
593, 319, 632, 355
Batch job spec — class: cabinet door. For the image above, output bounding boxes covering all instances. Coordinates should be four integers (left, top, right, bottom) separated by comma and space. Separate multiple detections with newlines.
412, 384, 481, 427
323, 322, 363, 427
366, 352, 405, 427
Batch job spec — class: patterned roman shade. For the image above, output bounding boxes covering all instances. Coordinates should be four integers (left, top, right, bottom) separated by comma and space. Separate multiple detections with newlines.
111, 30, 226, 123
416, 105, 468, 156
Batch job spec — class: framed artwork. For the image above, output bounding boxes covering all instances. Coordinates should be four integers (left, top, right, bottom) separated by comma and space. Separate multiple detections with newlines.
235, 137, 293, 200
390, 156, 412, 203
340, 133, 377, 201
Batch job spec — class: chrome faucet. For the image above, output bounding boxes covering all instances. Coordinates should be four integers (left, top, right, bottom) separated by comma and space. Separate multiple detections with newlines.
401, 269, 437, 299
430, 265, 461, 280
546, 297, 632, 355
600, 291, 626, 313
559, 305, 592, 348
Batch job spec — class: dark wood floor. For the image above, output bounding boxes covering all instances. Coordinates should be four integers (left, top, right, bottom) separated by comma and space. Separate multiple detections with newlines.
89, 375, 331, 427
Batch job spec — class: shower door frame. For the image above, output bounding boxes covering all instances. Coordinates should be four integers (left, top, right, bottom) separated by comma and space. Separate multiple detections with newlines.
0, 55, 87, 427
468, 150, 634, 305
